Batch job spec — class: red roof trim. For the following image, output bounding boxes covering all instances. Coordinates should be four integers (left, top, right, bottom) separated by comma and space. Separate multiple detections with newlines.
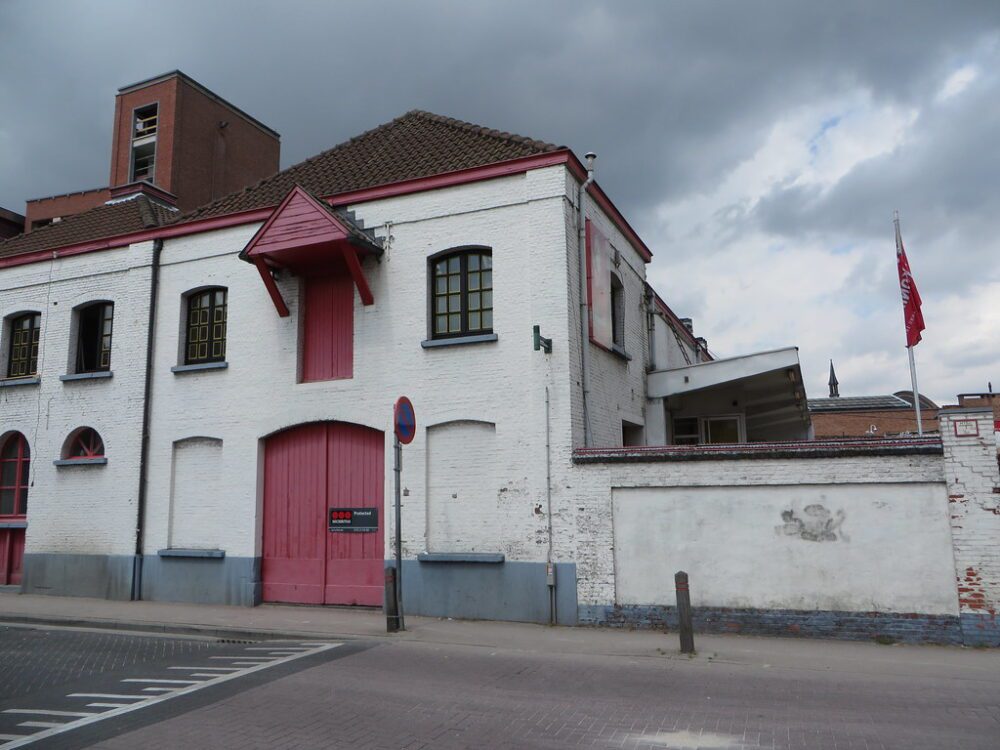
1, 148, 654, 268
240, 184, 350, 261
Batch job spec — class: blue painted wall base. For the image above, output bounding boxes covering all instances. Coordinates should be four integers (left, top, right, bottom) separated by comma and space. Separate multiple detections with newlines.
21, 553, 135, 600
141, 555, 261, 607
578, 604, 966, 645
390, 559, 577, 625
960, 612, 1000, 647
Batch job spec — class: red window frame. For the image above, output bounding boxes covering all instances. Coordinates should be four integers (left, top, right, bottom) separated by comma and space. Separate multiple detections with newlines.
65, 428, 105, 460
0, 432, 30, 518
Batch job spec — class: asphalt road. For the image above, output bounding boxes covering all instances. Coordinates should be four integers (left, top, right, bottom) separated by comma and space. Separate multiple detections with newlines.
1, 623, 997, 749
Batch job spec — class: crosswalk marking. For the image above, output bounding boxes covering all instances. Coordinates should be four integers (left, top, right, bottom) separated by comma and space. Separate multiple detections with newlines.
1, 642, 338, 749
3, 711, 95, 718
66, 694, 146, 700
121, 678, 202, 685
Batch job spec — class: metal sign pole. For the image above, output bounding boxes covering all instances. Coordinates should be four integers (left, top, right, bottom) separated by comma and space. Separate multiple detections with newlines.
394, 433, 405, 630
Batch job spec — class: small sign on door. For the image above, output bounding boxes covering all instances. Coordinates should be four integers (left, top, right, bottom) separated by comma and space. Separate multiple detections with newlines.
329, 507, 378, 533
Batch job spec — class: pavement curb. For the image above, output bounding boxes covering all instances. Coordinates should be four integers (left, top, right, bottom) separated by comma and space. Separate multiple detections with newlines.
0, 613, 377, 642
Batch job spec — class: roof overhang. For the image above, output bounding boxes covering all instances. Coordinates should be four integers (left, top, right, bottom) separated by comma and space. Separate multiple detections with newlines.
648, 347, 809, 431
240, 185, 382, 317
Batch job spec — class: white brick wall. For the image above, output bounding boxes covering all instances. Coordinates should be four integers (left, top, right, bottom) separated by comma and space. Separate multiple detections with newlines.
0, 243, 152, 556
940, 411, 1000, 622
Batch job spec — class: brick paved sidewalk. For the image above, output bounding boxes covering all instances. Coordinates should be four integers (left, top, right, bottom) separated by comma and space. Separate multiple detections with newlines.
1, 590, 997, 681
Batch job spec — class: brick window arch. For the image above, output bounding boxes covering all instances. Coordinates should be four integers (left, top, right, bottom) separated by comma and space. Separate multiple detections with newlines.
183, 287, 228, 364
63, 427, 105, 460
429, 247, 492, 339
0, 432, 30, 517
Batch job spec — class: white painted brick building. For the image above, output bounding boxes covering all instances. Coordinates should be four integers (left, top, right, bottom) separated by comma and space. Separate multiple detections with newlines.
1, 107, 996, 645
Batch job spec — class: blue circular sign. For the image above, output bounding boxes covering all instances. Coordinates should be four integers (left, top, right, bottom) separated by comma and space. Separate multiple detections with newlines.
394, 396, 416, 444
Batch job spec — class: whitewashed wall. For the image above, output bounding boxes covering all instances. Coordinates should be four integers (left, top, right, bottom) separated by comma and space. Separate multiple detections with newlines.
142, 166, 575, 565
612, 482, 957, 614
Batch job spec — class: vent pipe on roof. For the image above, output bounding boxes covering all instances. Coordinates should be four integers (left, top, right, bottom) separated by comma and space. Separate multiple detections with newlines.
578, 152, 596, 447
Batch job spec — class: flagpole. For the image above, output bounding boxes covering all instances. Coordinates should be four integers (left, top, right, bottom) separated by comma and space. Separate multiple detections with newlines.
895, 210, 923, 435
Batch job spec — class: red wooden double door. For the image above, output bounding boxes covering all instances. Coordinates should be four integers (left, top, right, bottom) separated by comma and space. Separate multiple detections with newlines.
262, 422, 384, 606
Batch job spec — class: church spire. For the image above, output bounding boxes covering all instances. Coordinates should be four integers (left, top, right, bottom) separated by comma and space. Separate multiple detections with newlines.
828, 360, 840, 398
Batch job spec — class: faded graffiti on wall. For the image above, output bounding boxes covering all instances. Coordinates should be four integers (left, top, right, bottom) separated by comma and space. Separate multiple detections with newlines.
777, 504, 849, 542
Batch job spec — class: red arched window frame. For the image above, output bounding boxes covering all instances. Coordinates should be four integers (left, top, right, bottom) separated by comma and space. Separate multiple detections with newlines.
65, 428, 105, 460
0, 432, 30, 518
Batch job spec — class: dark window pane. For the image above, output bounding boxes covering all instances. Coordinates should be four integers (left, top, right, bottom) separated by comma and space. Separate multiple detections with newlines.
448, 256, 460, 273
185, 289, 227, 364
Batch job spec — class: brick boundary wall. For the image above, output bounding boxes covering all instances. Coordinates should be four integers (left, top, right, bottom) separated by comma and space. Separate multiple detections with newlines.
578, 605, 963, 645
940, 409, 1000, 647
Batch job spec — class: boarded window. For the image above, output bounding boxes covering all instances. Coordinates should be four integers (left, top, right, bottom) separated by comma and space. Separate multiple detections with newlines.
426, 421, 497, 553
168, 438, 224, 549
301, 271, 354, 382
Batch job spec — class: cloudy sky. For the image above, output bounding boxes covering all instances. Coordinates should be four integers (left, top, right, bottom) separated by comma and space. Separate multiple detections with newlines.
1, 0, 997, 404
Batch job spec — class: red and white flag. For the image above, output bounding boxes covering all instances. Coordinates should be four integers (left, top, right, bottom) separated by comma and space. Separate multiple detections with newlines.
895, 219, 925, 347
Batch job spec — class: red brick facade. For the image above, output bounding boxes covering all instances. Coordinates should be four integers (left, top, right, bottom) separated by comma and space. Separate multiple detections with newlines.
24, 187, 111, 232
812, 408, 939, 438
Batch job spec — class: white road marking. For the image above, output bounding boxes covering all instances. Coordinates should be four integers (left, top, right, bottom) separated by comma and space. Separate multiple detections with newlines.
227, 661, 269, 667
209, 655, 281, 661
167, 666, 240, 672
0, 738, 26, 742
66, 694, 146, 700
140, 688, 174, 693
16, 723, 61, 729
244, 647, 309, 652
121, 679, 202, 685
1, 643, 339, 749
190, 673, 232, 678
85, 704, 127, 709
3, 711, 95, 718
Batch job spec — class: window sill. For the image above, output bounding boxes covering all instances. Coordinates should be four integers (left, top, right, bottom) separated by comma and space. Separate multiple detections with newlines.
0, 520, 27, 529
610, 344, 631, 361
60, 371, 113, 382
171, 361, 228, 374
416, 552, 505, 564
53, 457, 108, 467
0, 377, 40, 388
421, 333, 498, 349
157, 548, 226, 559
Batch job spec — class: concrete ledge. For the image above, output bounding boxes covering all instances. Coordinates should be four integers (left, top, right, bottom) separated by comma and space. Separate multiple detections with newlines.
417, 553, 504, 563
157, 548, 226, 559
421, 333, 498, 349
59, 371, 113, 382
0, 377, 40, 388
53, 457, 108, 466
171, 361, 228, 374
0, 521, 27, 529
579, 604, 964, 645
574, 436, 945, 463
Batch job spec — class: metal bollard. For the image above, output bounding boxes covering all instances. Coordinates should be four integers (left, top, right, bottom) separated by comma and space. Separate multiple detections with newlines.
385, 567, 400, 633
675, 570, 695, 654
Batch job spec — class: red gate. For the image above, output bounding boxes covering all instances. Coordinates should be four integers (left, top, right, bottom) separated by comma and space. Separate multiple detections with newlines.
262, 422, 384, 606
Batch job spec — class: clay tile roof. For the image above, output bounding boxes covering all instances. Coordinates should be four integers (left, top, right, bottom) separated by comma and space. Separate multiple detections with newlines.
180, 110, 563, 222
807, 395, 913, 412
0, 196, 177, 260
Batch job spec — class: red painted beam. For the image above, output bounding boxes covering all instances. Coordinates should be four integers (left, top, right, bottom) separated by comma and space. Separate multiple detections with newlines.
254, 258, 290, 317
341, 244, 374, 306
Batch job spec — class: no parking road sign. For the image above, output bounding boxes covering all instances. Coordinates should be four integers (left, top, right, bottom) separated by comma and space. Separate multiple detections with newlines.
394, 396, 416, 444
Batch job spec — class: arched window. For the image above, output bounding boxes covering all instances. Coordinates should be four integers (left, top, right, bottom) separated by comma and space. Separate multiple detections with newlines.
429, 248, 492, 339
75, 302, 114, 373
184, 288, 228, 364
7, 312, 41, 378
63, 427, 105, 460
0, 432, 30, 517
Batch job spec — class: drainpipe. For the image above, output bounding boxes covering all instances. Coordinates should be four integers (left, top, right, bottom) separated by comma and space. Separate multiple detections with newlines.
578, 152, 596, 447
645, 286, 656, 372
545, 385, 555, 624
132, 237, 163, 600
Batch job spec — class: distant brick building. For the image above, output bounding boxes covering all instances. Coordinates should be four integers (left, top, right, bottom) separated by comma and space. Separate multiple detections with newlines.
0, 207, 24, 239
21, 71, 280, 232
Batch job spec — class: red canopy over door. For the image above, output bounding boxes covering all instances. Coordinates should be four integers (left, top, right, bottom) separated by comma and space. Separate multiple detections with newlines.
262, 422, 384, 606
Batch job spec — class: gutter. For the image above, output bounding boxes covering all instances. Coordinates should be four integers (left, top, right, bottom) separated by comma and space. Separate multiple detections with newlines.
132, 237, 163, 600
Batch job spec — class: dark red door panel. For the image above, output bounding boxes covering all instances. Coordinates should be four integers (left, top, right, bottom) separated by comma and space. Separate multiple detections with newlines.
262, 422, 383, 606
